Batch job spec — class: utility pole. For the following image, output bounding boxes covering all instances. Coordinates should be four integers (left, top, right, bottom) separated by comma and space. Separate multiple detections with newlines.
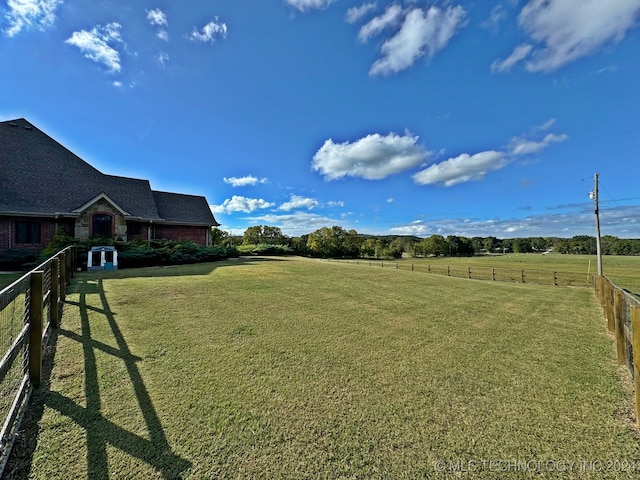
589, 173, 603, 275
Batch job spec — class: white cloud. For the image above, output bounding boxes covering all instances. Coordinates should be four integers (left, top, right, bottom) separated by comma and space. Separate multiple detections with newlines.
146, 8, 167, 27
369, 5, 466, 76
157, 52, 169, 67
223, 176, 268, 187
279, 195, 319, 211
387, 198, 394, 203
358, 4, 404, 42
491, 44, 532, 73
346, 3, 377, 24
535, 118, 556, 131
65, 23, 124, 73
4, 0, 62, 37
412, 151, 508, 187
389, 205, 640, 238
509, 132, 568, 156
285, 0, 336, 12
482, 4, 508, 32
211, 195, 274, 214
147, 8, 168, 41
312, 132, 430, 180
191, 18, 228, 43
498, 0, 640, 72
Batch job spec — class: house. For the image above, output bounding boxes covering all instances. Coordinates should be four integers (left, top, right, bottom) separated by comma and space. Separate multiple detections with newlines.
0, 118, 219, 252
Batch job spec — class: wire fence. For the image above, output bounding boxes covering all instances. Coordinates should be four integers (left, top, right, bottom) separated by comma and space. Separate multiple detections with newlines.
0, 247, 75, 475
326, 259, 594, 288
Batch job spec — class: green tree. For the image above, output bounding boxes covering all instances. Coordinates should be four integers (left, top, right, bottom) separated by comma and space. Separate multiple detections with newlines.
482, 237, 499, 254
262, 226, 287, 245
211, 227, 230, 246
307, 226, 359, 258
359, 238, 376, 258
512, 238, 532, 253
243, 225, 263, 245
421, 235, 448, 256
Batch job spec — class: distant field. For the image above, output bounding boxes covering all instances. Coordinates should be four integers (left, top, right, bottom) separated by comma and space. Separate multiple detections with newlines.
394, 253, 639, 295
9, 256, 640, 479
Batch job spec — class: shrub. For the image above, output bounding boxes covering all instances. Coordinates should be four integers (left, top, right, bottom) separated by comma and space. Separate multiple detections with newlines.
0, 249, 41, 271
117, 240, 238, 268
237, 244, 293, 256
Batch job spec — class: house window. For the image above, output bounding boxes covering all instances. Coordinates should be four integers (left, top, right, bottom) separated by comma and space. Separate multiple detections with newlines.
15, 221, 41, 244
92, 214, 113, 238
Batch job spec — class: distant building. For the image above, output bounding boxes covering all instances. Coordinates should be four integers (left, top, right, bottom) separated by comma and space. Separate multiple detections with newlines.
0, 118, 219, 252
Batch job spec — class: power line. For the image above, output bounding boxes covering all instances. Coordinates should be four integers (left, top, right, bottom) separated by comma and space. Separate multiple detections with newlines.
599, 180, 640, 237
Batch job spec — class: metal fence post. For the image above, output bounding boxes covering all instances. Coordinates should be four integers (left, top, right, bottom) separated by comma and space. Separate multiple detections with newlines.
29, 271, 44, 388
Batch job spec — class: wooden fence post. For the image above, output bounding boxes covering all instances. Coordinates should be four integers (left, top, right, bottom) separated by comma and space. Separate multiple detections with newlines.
614, 289, 626, 365
65, 248, 72, 285
447, 266, 450, 276
492, 268, 495, 281
631, 305, 640, 428
521, 270, 525, 283
468, 267, 471, 279
60, 251, 67, 300
605, 279, 614, 332
29, 271, 44, 388
50, 257, 60, 328
553, 272, 558, 287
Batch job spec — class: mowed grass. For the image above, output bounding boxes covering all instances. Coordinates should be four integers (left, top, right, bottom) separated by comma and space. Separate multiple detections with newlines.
17, 256, 640, 478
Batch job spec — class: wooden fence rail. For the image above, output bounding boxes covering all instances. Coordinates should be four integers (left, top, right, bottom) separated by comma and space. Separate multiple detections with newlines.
0, 246, 75, 475
326, 259, 594, 288
594, 275, 640, 427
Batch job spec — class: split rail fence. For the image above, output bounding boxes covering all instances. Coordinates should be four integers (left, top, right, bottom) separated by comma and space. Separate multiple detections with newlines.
594, 275, 640, 427
326, 259, 594, 288
0, 246, 75, 474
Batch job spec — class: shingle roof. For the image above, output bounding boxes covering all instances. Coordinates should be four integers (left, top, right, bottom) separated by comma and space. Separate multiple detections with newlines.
153, 191, 218, 226
0, 118, 218, 226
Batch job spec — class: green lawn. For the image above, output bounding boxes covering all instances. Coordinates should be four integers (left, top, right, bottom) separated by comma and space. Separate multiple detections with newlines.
8, 256, 640, 478
0, 272, 24, 292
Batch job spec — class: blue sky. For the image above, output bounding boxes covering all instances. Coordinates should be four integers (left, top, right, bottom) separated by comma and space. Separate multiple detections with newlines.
2, 0, 639, 238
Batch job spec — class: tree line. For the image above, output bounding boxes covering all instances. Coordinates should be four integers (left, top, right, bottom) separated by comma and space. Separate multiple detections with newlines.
211, 226, 640, 259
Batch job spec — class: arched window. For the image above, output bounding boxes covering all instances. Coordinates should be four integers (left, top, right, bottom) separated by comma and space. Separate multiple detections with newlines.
92, 214, 113, 238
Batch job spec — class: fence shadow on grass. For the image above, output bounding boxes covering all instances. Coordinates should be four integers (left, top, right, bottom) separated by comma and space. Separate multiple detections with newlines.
3, 278, 192, 479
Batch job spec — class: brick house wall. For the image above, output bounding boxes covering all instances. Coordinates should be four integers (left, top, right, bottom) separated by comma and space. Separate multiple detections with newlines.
0, 217, 73, 252
154, 225, 210, 245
